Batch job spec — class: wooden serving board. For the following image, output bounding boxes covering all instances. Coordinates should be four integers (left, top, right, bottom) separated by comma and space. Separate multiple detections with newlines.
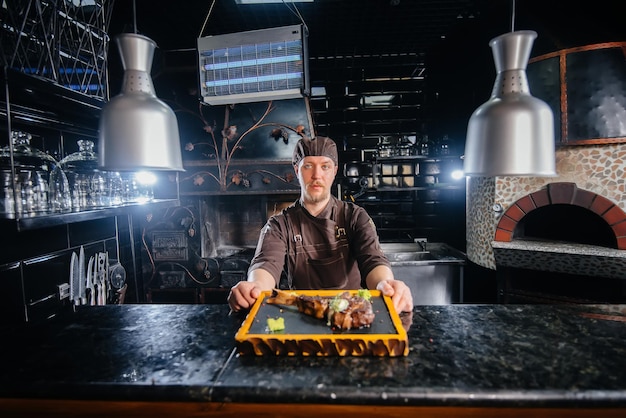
235, 290, 409, 357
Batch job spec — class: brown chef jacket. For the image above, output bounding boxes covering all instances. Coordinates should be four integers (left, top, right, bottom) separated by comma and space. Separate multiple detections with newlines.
248, 195, 391, 290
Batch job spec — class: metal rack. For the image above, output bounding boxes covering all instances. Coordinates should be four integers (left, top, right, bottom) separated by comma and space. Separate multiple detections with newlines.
0, 0, 113, 99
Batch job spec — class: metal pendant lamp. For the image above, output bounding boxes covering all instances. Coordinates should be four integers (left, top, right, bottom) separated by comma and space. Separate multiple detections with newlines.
463, 27, 556, 177
98, 32, 184, 171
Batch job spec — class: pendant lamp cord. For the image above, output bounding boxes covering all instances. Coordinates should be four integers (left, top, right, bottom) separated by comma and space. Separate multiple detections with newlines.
510, 0, 516, 32
133, 0, 137, 34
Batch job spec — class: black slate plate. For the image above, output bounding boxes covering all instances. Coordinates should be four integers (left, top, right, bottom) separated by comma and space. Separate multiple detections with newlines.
247, 291, 396, 335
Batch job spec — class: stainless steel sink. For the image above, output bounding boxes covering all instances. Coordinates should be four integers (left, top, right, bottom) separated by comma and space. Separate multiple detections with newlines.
380, 242, 465, 264
384, 251, 436, 262
379, 241, 466, 305
380, 242, 424, 253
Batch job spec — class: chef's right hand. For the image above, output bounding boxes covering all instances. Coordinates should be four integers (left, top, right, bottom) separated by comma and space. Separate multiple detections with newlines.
228, 281, 261, 312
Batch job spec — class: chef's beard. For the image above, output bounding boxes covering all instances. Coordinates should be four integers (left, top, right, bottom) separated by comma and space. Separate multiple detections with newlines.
303, 182, 329, 204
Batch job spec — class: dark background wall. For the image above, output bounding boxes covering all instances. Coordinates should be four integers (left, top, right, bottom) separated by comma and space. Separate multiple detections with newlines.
2, 1, 626, 323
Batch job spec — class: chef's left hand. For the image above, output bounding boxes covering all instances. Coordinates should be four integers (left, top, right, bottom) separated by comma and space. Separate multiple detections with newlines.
376, 279, 413, 313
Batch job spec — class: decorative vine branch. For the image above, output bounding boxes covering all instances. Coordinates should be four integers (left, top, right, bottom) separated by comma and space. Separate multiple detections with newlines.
183, 100, 308, 191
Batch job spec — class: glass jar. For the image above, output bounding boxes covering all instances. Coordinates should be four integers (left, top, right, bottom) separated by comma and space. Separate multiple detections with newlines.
122, 171, 155, 203
396, 136, 413, 156
0, 131, 57, 172
0, 131, 57, 215
377, 137, 396, 158
107, 171, 124, 206
48, 164, 72, 212
59, 139, 108, 210
418, 135, 432, 156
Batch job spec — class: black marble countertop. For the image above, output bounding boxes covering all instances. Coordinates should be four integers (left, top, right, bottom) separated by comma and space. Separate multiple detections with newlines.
1, 304, 626, 408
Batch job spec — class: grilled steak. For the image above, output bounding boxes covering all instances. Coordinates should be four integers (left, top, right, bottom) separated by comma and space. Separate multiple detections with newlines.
266, 289, 375, 330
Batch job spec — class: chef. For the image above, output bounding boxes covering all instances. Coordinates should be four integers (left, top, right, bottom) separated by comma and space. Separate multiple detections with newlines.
228, 136, 413, 314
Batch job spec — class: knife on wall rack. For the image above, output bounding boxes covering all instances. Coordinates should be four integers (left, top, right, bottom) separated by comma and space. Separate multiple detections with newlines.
69, 251, 80, 306
86, 256, 95, 306
78, 246, 86, 305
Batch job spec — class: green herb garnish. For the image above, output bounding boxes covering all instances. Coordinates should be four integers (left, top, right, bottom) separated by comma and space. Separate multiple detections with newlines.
267, 317, 285, 332
357, 288, 372, 301
329, 295, 349, 313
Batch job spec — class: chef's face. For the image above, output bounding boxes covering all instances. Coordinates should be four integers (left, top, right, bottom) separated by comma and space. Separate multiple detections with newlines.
295, 156, 338, 204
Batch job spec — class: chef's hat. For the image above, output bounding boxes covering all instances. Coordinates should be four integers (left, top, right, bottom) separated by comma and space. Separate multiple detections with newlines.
292, 136, 338, 167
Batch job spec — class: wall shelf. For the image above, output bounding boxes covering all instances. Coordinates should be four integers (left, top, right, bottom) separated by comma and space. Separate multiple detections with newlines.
1, 69, 104, 137
0, 199, 180, 232
1, 66, 183, 232
340, 154, 465, 247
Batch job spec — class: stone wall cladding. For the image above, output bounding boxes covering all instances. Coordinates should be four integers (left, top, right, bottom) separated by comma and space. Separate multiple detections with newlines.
466, 177, 496, 269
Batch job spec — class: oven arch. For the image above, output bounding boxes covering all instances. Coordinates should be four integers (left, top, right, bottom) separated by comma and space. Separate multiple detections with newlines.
494, 182, 626, 250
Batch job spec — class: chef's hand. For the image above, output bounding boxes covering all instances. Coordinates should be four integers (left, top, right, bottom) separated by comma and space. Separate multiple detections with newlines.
228, 269, 276, 313
376, 279, 413, 313
228, 281, 261, 312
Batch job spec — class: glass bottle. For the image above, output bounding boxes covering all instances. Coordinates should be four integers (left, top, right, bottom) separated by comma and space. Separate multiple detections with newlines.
418, 135, 430, 156
0, 170, 15, 215
439, 135, 450, 156
32, 170, 49, 212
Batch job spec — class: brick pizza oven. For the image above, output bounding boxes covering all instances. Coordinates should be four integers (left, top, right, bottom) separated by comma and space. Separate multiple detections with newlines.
495, 182, 626, 249
492, 182, 626, 302
466, 42, 626, 303
466, 145, 626, 304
